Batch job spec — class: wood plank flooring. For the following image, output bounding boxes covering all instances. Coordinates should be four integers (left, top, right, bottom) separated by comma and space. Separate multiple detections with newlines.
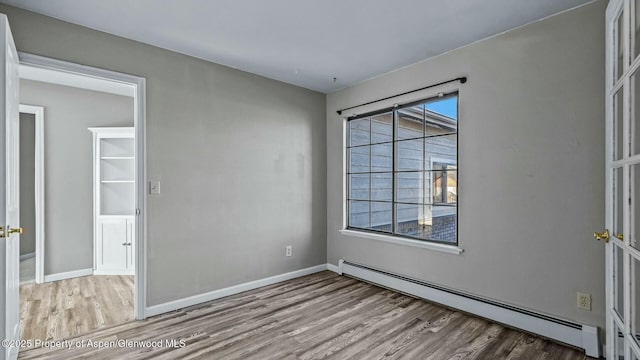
19, 271, 591, 359
19, 275, 134, 347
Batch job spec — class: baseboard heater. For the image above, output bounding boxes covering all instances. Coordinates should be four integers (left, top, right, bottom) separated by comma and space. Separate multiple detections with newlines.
331, 260, 600, 358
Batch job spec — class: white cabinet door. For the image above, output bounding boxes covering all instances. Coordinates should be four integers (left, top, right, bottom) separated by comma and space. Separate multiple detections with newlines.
97, 218, 128, 272
126, 217, 135, 270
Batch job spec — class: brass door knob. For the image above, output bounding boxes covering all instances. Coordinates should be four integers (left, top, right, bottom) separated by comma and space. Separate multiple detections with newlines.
594, 229, 610, 243
7, 227, 23, 235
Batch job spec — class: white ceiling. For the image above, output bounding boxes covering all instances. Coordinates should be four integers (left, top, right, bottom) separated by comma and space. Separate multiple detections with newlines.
2, 0, 594, 93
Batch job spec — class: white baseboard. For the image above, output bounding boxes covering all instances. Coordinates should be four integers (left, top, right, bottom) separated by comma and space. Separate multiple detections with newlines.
327, 262, 342, 275
20, 252, 35, 261
145, 264, 329, 318
331, 260, 601, 358
44, 268, 93, 283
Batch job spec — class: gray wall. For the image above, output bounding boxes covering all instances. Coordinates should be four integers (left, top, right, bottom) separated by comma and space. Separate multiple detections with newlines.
20, 79, 134, 275
19, 112, 35, 256
327, 0, 606, 328
1, 5, 327, 306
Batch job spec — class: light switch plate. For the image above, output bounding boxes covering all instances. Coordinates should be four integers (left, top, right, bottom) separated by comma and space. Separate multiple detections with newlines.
149, 180, 161, 195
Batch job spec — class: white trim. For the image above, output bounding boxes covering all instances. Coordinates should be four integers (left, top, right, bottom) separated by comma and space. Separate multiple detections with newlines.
19, 65, 134, 97
337, 260, 601, 358
145, 264, 328, 318
18, 52, 148, 321
43, 268, 93, 283
18, 104, 44, 284
581, 325, 600, 358
339, 229, 463, 255
605, 2, 619, 359
88, 127, 135, 135
326, 263, 342, 275
18, 253, 33, 261
134, 75, 147, 321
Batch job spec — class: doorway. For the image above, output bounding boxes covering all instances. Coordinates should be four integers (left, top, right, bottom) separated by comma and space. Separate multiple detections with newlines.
15, 54, 146, 346
17, 105, 42, 286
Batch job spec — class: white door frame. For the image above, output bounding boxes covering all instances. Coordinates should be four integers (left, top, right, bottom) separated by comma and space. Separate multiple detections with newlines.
18, 53, 147, 320
18, 104, 43, 284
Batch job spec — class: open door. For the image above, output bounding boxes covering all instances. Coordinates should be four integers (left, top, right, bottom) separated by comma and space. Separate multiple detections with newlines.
0, 14, 21, 360
605, 0, 640, 358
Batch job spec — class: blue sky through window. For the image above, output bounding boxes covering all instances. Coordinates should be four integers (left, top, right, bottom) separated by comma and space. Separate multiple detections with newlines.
425, 96, 457, 119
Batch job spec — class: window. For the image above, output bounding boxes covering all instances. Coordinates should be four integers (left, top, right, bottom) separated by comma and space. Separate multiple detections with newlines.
346, 93, 458, 244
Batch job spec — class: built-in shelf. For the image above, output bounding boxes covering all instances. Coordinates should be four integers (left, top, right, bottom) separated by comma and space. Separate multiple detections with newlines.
90, 127, 136, 275
101, 156, 134, 160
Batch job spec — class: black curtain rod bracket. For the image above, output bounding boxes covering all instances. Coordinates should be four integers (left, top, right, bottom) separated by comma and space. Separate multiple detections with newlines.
336, 76, 467, 116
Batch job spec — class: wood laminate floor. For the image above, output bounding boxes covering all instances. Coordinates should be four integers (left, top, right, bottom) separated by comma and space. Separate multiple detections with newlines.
19, 275, 134, 347
18, 271, 591, 360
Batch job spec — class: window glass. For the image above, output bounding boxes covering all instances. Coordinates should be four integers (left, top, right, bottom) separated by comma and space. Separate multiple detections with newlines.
347, 94, 458, 244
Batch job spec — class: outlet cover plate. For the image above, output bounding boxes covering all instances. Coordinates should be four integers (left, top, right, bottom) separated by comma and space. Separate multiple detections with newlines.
577, 292, 592, 311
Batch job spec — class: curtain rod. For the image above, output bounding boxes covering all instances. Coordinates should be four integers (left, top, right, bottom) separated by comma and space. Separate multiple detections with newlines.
336, 76, 467, 116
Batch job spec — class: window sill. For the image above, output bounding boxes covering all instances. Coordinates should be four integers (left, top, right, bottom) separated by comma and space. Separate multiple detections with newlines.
338, 229, 463, 255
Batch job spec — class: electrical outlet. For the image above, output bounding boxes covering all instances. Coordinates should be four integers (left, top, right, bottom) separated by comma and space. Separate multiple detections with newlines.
285, 245, 292, 257
577, 292, 592, 311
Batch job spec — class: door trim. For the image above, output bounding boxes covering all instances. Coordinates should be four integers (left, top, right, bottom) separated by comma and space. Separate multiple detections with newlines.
18, 53, 148, 320
604, 1, 617, 357
18, 104, 43, 284
42, 268, 93, 283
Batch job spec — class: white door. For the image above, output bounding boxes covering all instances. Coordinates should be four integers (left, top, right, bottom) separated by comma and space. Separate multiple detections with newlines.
97, 218, 128, 272
126, 217, 135, 270
606, 1, 640, 359
0, 14, 20, 360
